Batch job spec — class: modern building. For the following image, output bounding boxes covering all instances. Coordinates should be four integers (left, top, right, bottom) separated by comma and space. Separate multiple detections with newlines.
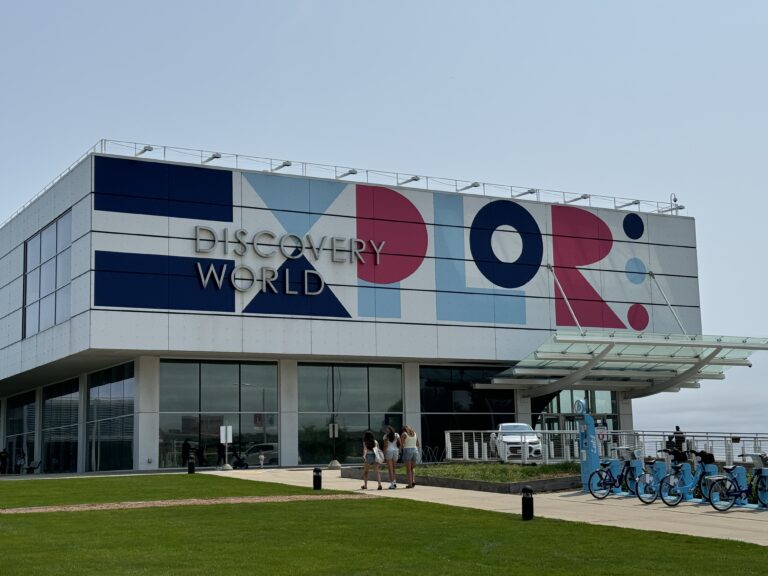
0, 140, 764, 474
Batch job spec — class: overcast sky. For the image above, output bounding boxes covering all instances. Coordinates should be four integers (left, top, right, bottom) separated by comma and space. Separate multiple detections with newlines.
1, 1, 766, 433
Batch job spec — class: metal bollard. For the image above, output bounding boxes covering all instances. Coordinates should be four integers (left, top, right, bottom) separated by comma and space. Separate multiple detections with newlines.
521, 486, 534, 520
313, 467, 322, 490
187, 457, 195, 474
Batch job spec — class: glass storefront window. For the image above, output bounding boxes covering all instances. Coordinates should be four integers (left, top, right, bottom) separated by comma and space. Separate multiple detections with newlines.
241, 364, 278, 412
86, 363, 135, 472
42, 379, 79, 474
160, 362, 200, 412
201, 363, 239, 413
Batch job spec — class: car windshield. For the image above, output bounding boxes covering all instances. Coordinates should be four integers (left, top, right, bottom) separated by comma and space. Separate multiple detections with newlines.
500, 424, 532, 432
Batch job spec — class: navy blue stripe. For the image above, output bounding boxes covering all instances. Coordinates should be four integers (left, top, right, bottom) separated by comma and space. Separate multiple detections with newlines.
94, 156, 233, 222
94, 251, 235, 312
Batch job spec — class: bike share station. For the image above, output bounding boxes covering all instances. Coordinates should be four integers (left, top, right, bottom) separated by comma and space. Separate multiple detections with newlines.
576, 398, 768, 511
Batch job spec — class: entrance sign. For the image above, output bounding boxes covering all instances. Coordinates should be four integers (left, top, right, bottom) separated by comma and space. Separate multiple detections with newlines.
220, 425, 232, 444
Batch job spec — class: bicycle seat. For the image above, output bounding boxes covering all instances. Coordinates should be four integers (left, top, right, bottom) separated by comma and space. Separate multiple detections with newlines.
599, 461, 611, 468
723, 465, 737, 473
671, 464, 682, 472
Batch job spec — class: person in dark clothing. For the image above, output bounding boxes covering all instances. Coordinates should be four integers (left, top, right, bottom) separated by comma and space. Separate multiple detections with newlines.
181, 439, 191, 466
0, 447, 8, 474
217, 442, 226, 467
673, 426, 686, 451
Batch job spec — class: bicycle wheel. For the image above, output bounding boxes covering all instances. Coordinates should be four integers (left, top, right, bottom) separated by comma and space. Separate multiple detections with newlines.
622, 469, 638, 495
588, 469, 611, 499
659, 475, 683, 506
695, 474, 711, 502
709, 478, 737, 511
756, 475, 768, 507
635, 473, 658, 504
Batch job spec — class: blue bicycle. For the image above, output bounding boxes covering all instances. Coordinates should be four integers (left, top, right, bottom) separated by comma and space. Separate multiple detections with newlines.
588, 448, 639, 499
709, 453, 768, 511
658, 449, 714, 506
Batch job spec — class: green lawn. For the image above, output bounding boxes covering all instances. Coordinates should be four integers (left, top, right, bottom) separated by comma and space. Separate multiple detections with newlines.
0, 473, 317, 508
413, 462, 579, 482
0, 474, 765, 576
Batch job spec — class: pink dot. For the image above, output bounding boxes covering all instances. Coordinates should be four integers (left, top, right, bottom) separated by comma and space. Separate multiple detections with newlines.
627, 304, 649, 331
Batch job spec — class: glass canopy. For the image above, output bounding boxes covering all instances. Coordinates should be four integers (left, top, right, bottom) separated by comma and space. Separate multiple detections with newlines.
492, 330, 768, 399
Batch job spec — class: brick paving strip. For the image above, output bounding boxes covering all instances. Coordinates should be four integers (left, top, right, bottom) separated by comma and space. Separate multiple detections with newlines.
0, 493, 369, 515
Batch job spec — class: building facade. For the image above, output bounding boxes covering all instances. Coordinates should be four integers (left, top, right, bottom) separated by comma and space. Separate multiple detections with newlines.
0, 149, 701, 473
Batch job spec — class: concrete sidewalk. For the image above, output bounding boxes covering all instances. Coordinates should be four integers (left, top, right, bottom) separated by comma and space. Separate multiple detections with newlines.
209, 468, 768, 547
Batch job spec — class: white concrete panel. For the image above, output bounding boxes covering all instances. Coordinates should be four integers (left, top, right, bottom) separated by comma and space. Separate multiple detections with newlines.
90, 310, 169, 350
71, 196, 92, 241
241, 316, 312, 355
91, 210, 170, 238
495, 328, 551, 362
52, 156, 93, 216
649, 245, 699, 278
394, 252, 435, 292
20, 337, 37, 372
649, 304, 702, 335
71, 235, 91, 278
436, 325, 497, 361
4, 277, 23, 318
4, 309, 22, 347
0, 246, 23, 289
168, 209, 242, 239
68, 311, 91, 354
309, 319, 377, 357
646, 214, 697, 248
312, 181, 355, 218
600, 269, 654, 306
70, 273, 91, 316
92, 232, 170, 257
168, 314, 244, 353
0, 342, 21, 381
376, 323, 438, 359
521, 296, 554, 331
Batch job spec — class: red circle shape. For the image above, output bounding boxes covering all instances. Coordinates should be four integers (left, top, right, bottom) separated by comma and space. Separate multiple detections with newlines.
627, 303, 649, 331
356, 185, 428, 284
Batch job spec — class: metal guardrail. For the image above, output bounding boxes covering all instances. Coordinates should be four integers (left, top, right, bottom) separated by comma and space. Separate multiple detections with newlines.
445, 429, 768, 466
2, 138, 683, 230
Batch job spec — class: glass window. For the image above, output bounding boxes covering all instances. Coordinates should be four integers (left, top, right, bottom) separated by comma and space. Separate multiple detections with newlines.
593, 391, 615, 414
56, 248, 70, 288
57, 211, 72, 251
25, 302, 39, 336
26, 234, 41, 271
298, 365, 333, 412
333, 366, 367, 413
200, 363, 239, 413
40, 259, 56, 297
160, 362, 200, 412
369, 366, 402, 413
55, 285, 71, 325
6, 392, 36, 436
26, 268, 40, 303
43, 379, 79, 430
41, 223, 57, 262
241, 363, 278, 412
159, 413, 200, 468
39, 294, 55, 331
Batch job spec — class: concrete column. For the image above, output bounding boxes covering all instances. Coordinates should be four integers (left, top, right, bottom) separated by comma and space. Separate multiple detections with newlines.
515, 392, 533, 426
279, 359, 298, 466
134, 356, 160, 471
77, 373, 87, 473
0, 397, 5, 451
403, 363, 421, 437
618, 392, 634, 430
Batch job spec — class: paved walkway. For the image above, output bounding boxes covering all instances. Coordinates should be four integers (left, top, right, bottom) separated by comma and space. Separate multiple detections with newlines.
209, 468, 768, 547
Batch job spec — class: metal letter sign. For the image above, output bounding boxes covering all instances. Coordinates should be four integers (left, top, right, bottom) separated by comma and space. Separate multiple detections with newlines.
220, 425, 232, 444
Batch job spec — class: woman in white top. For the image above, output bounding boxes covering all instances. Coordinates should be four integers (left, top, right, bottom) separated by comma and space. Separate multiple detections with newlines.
382, 426, 400, 489
400, 425, 419, 488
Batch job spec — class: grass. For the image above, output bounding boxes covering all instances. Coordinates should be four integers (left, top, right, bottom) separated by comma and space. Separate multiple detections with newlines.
411, 461, 580, 483
0, 473, 318, 508
1, 497, 766, 575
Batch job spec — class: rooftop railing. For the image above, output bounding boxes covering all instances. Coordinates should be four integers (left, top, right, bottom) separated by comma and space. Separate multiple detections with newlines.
2, 138, 685, 229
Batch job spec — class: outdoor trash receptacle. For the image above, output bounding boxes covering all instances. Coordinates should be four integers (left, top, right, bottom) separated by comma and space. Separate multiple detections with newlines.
313, 467, 322, 490
521, 486, 534, 520
187, 457, 195, 474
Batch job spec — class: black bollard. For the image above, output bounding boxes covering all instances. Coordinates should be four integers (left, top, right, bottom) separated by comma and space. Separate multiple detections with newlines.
313, 467, 322, 490
187, 457, 195, 474
521, 486, 534, 520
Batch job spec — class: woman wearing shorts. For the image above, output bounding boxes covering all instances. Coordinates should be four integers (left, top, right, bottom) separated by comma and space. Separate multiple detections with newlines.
361, 430, 382, 490
401, 425, 419, 488
382, 426, 400, 489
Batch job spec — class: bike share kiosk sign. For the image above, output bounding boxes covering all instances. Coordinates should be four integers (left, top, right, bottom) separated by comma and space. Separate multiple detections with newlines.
575, 399, 599, 491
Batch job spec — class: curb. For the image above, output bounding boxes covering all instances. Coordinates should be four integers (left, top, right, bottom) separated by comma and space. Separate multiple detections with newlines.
340, 468, 580, 493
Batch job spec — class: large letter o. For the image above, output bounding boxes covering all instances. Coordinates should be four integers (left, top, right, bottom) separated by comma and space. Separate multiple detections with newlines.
470, 200, 543, 288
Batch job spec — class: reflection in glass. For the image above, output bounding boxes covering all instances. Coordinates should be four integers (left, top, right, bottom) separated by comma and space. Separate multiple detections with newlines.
41, 223, 56, 262
298, 365, 332, 412
241, 364, 278, 412
39, 294, 55, 331
26, 234, 41, 271
56, 248, 70, 288
57, 211, 72, 250
40, 259, 56, 297
201, 363, 239, 413
160, 362, 200, 412
26, 268, 39, 303
369, 367, 403, 413
56, 285, 71, 325
25, 302, 39, 336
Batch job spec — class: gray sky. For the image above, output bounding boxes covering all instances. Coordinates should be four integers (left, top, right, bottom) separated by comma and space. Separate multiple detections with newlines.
1, 1, 766, 432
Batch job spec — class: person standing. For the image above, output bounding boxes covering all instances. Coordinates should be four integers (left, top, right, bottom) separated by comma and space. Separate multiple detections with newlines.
181, 439, 191, 467
361, 431, 383, 490
217, 442, 226, 467
382, 426, 400, 489
0, 447, 8, 474
401, 425, 419, 489
673, 426, 686, 451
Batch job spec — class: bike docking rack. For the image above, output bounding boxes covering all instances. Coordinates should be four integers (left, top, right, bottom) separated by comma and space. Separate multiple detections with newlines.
706, 453, 768, 511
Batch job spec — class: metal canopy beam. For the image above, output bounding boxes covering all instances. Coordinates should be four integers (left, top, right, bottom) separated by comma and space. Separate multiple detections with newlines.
628, 347, 723, 399
553, 334, 768, 351
533, 352, 752, 367
522, 343, 614, 398
502, 368, 725, 380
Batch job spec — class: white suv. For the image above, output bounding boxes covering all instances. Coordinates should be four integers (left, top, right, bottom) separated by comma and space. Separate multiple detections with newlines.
493, 423, 542, 461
